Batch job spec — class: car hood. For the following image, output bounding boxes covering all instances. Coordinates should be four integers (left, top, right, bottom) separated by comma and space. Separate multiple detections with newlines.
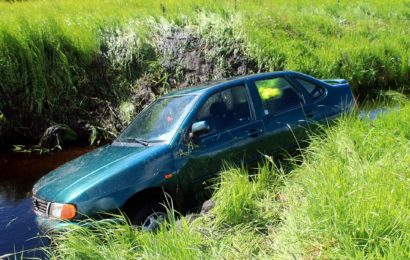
32, 144, 155, 202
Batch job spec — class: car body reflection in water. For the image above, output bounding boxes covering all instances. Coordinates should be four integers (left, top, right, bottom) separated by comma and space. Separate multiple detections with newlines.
0, 147, 92, 258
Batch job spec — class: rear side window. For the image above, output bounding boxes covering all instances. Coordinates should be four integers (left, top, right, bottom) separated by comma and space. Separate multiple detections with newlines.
255, 77, 303, 116
295, 78, 325, 99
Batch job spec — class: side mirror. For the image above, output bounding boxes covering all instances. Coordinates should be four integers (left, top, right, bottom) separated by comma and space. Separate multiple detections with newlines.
190, 120, 210, 138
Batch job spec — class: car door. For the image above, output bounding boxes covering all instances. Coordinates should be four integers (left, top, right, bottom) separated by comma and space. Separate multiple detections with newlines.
174, 84, 264, 205
248, 75, 319, 155
290, 76, 337, 122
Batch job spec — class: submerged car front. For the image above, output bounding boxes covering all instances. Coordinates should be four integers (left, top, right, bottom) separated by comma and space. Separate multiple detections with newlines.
31, 94, 198, 231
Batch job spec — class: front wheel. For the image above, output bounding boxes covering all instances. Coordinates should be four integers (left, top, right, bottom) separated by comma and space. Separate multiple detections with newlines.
127, 200, 167, 231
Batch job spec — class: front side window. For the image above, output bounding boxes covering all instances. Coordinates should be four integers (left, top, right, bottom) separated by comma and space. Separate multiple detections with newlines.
117, 95, 197, 143
255, 77, 303, 116
195, 85, 251, 134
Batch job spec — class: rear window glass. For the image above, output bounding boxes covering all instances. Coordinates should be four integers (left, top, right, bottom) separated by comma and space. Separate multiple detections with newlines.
295, 78, 325, 99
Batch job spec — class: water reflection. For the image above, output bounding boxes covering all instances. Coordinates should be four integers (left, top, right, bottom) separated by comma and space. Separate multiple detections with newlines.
0, 147, 92, 257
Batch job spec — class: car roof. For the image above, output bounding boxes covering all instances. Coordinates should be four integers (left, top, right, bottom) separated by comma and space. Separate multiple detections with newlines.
162, 71, 297, 97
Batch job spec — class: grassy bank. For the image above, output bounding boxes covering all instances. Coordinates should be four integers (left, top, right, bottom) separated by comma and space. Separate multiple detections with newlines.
44, 101, 410, 258
0, 0, 409, 145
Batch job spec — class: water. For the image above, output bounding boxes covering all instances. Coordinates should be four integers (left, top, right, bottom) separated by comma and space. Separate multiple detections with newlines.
0, 147, 92, 258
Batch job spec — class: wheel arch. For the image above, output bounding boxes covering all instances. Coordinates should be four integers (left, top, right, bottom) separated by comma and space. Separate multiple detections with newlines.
121, 187, 180, 213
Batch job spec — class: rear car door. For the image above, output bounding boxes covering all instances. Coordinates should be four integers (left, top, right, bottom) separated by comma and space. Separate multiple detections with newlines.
290, 76, 339, 122
248, 75, 318, 154
174, 84, 264, 205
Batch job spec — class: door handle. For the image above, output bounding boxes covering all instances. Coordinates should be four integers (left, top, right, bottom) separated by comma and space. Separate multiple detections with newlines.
247, 129, 263, 137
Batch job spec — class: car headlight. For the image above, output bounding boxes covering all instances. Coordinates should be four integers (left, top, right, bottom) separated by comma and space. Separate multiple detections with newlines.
49, 203, 77, 220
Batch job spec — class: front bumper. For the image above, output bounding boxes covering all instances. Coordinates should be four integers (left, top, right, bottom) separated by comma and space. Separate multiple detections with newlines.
35, 215, 79, 234
35, 214, 123, 234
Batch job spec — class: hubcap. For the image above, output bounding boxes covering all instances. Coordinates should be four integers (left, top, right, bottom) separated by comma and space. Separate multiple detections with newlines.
141, 212, 166, 231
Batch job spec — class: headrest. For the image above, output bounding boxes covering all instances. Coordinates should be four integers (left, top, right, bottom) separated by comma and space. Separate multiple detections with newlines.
209, 101, 227, 116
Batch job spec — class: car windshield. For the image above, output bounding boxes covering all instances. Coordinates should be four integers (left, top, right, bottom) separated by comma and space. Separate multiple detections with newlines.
117, 95, 197, 144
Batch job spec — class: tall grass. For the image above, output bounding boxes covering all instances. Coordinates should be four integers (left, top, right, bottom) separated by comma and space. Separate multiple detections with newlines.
45, 214, 206, 259
211, 164, 282, 228
0, 0, 409, 144
1, 0, 407, 93
43, 163, 284, 259
44, 100, 410, 259
274, 101, 410, 258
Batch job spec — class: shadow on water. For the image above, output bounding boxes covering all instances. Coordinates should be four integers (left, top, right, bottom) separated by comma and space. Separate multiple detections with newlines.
0, 146, 93, 258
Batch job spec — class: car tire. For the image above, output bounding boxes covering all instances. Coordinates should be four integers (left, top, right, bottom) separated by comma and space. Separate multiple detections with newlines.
127, 200, 167, 232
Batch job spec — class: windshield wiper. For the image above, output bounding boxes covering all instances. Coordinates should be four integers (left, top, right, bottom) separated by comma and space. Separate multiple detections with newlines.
119, 138, 150, 146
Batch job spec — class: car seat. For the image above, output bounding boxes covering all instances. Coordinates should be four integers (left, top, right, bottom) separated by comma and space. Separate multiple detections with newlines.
209, 101, 229, 132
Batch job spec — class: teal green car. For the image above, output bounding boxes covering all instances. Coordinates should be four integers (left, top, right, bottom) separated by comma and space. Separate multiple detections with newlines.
32, 71, 354, 231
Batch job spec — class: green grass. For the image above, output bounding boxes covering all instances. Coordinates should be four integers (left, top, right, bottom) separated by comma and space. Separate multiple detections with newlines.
0, 0, 409, 144
274, 101, 410, 258
2, 1, 409, 255
43, 100, 410, 259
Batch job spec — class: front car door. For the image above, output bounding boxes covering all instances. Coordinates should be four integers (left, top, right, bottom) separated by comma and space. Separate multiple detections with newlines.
174, 84, 264, 206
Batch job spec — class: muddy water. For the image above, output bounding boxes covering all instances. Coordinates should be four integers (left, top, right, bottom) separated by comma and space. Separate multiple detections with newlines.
0, 147, 93, 258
